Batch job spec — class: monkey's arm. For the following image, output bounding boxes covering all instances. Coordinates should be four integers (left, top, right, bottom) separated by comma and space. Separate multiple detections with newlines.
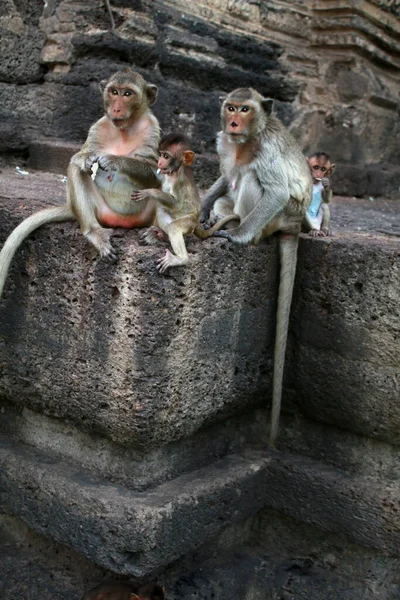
98, 155, 159, 188
320, 202, 331, 234
200, 176, 229, 222
322, 185, 333, 203
215, 179, 288, 244
132, 189, 176, 207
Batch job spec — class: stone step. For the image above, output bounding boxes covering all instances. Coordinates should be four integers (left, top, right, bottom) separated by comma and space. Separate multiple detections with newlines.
27, 140, 81, 175
1, 429, 399, 580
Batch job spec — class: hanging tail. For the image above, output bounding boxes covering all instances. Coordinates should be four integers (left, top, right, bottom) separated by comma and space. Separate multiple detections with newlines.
269, 233, 299, 447
0, 205, 73, 298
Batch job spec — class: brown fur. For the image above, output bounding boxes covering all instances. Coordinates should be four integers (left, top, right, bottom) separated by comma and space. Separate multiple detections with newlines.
0, 69, 160, 298
132, 133, 238, 273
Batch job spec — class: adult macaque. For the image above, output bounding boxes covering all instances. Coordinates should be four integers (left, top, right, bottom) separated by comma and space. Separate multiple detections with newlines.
0, 68, 160, 298
303, 151, 335, 237
81, 581, 165, 600
200, 87, 312, 447
132, 133, 239, 273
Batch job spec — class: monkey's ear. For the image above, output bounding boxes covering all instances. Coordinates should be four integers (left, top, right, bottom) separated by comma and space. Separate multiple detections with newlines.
99, 79, 108, 93
330, 163, 336, 174
146, 84, 158, 106
183, 150, 195, 166
129, 595, 140, 600
262, 98, 274, 116
219, 95, 227, 105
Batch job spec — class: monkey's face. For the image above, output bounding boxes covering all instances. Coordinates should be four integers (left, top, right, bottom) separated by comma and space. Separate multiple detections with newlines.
222, 100, 256, 143
308, 156, 334, 183
104, 82, 144, 129
158, 149, 180, 175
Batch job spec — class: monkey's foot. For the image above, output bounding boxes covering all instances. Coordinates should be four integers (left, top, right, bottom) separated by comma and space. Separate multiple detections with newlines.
85, 228, 117, 262
309, 229, 329, 238
140, 227, 166, 246
156, 249, 187, 274
212, 230, 231, 240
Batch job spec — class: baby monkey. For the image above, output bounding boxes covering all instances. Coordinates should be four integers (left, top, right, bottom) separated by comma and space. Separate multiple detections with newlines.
81, 580, 165, 600
303, 152, 335, 237
132, 133, 238, 273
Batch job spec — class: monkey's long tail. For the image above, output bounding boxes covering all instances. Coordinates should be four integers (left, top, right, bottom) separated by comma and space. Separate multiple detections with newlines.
269, 233, 299, 447
0, 205, 73, 298
194, 214, 240, 239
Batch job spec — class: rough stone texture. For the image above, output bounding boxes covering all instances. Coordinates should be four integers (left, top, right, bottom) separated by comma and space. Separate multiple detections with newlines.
3, 508, 400, 600
0, 173, 278, 451
0, 0, 399, 195
289, 233, 399, 445
0, 169, 399, 592
2, 432, 400, 580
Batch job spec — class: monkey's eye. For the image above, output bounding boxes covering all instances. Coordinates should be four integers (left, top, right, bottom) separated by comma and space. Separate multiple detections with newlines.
227, 106, 235, 112
110, 88, 118, 95
162, 153, 169, 160
123, 90, 133, 97
241, 106, 250, 113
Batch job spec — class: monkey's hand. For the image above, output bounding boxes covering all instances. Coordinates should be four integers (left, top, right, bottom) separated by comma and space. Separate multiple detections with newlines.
70, 152, 99, 173
97, 154, 118, 172
199, 207, 211, 223
131, 190, 153, 203
321, 227, 330, 236
321, 177, 330, 189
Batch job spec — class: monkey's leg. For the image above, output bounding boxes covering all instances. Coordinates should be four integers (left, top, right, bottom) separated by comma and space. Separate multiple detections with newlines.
213, 195, 235, 218
157, 221, 191, 273
0, 205, 73, 298
68, 163, 116, 259
320, 203, 331, 236
269, 233, 299, 447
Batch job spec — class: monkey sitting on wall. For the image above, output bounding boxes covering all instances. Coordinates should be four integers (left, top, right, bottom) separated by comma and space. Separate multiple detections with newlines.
81, 580, 165, 600
200, 87, 312, 447
131, 133, 239, 273
0, 68, 161, 298
303, 151, 335, 237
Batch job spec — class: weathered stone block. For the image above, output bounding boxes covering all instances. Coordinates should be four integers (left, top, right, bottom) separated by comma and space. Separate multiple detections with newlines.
289, 235, 400, 444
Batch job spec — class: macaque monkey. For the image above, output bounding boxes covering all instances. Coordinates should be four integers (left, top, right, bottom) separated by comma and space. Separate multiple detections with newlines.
303, 152, 335, 237
0, 68, 160, 298
200, 87, 312, 447
81, 581, 165, 600
132, 133, 239, 273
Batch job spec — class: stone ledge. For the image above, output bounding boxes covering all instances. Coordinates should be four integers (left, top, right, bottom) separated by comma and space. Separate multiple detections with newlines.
1, 432, 400, 579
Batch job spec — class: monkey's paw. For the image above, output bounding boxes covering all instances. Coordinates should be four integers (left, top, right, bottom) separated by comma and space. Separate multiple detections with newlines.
97, 155, 117, 172
156, 250, 174, 274
131, 190, 148, 203
199, 209, 211, 223
212, 230, 231, 240
84, 154, 99, 173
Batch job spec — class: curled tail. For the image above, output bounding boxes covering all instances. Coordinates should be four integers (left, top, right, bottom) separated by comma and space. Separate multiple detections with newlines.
194, 214, 240, 239
269, 233, 299, 447
0, 205, 73, 298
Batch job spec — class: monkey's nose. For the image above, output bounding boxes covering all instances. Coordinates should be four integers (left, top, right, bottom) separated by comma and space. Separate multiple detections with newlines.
231, 122, 238, 128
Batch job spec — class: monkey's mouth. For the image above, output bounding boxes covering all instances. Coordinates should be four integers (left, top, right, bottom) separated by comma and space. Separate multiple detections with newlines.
111, 117, 130, 128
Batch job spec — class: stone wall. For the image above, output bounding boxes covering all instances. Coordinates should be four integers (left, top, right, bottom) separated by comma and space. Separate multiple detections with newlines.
0, 0, 399, 195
